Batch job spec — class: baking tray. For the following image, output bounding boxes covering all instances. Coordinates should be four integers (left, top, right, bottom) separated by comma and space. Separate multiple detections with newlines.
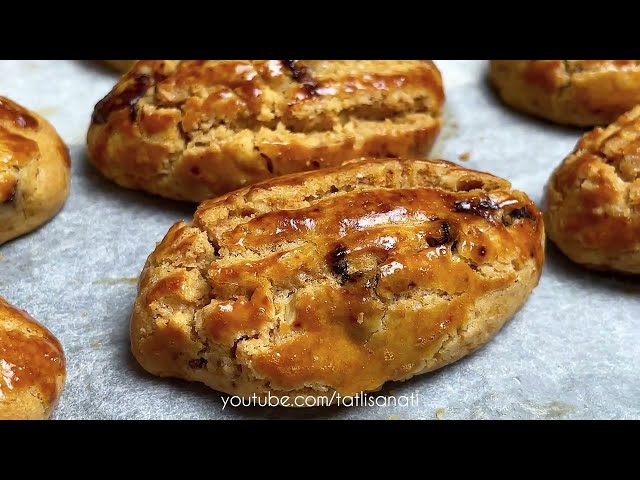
0, 60, 637, 419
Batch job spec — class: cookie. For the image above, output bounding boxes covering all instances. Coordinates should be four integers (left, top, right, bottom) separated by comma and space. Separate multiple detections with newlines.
0, 96, 70, 245
545, 106, 640, 273
102, 60, 135, 73
87, 60, 444, 202
490, 60, 640, 127
0, 297, 66, 420
131, 158, 544, 404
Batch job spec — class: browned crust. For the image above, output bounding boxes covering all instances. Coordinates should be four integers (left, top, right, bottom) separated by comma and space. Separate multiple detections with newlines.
0, 96, 71, 245
131, 158, 545, 404
490, 60, 640, 127
0, 297, 66, 420
545, 105, 640, 273
87, 60, 445, 201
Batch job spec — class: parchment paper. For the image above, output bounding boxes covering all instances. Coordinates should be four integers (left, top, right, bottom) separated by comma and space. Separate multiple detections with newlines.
0, 60, 637, 419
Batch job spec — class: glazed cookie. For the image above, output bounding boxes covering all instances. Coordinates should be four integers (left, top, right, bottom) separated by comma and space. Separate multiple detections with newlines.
545, 106, 640, 273
490, 60, 640, 127
131, 158, 544, 404
0, 96, 70, 245
101, 60, 135, 73
0, 297, 66, 420
87, 60, 444, 202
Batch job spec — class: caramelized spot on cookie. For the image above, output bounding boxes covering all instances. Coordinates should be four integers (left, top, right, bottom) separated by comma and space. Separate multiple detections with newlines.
282, 60, 319, 98
0, 97, 39, 130
92, 74, 152, 124
328, 244, 351, 285
188, 358, 207, 369
509, 206, 533, 220
453, 197, 500, 220
260, 153, 274, 174
503, 206, 535, 226
426, 221, 454, 247
0, 176, 17, 204
2, 185, 16, 204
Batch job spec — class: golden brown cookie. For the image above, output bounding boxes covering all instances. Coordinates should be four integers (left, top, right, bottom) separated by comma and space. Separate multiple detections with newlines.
545, 106, 640, 273
0, 97, 70, 245
131, 158, 544, 404
102, 60, 135, 73
0, 297, 66, 420
87, 60, 444, 202
490, 60, 640, 126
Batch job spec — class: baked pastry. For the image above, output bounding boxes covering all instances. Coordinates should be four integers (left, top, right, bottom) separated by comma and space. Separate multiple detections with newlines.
545, 106, 640, 273
87, 60, 444, 202
490, 60, 640, 127
131, 158, 544, 404
0, 96, 70, 245
0, 297, 66, 420
102, 60, 135, 73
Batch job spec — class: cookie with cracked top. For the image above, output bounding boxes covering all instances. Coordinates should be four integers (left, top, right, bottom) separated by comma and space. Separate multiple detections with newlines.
87, 60, 444, 202
545, 106, 640, 273
490, 60, 640, 126
131, 158, 544, 404
0, 297, 66, 420
0, 96, 70, 245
